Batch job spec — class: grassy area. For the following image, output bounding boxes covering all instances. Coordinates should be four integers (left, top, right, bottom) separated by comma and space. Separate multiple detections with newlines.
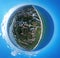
26, 28, 41, 50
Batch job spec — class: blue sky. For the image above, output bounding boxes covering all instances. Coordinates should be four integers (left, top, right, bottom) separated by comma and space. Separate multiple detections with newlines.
0, 0, 60, 58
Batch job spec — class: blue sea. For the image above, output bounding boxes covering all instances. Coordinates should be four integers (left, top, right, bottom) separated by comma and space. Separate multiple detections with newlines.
0, 0, 60, 58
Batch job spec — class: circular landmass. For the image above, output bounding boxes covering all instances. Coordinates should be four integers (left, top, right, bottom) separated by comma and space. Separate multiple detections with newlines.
7, 5, 43, 51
